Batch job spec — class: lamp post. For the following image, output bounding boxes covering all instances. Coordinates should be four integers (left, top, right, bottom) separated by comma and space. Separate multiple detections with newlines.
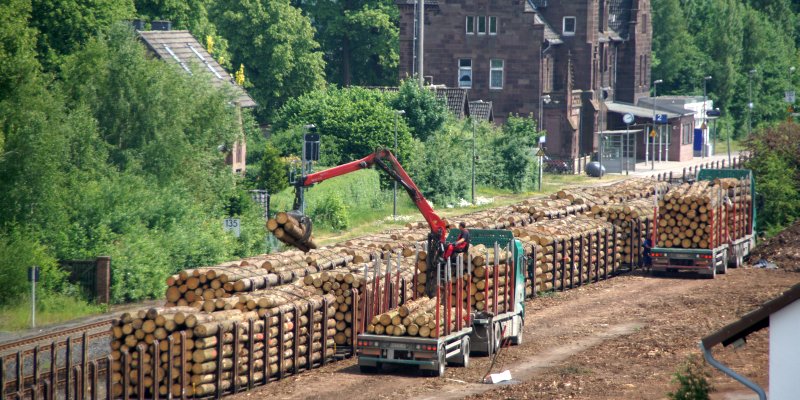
748, 69, 756, 137
702, 76, 712, 158
393, 110, 405, 219
651, 79, 662, 170
539, 94, 551, 131
471, 118, 476, 205
598, 87, 611, 179
707, 108, 721, 164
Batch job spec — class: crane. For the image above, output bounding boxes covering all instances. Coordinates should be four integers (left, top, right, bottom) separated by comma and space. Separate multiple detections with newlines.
279, 148, 449, 296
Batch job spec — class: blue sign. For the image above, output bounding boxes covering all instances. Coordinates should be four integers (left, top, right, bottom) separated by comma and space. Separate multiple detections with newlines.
654, 114, 669, 124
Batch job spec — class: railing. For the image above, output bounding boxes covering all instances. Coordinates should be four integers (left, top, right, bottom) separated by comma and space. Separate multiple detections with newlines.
650, 154, 750, 183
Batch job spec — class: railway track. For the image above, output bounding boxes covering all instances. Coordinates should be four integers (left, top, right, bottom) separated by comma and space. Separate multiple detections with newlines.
0, 319, 113, 354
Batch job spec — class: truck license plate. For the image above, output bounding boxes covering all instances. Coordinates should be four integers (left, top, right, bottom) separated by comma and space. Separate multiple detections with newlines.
389, 342, 407, 350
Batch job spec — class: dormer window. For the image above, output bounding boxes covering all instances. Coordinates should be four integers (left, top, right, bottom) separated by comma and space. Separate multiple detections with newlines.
563, 16, 576, 36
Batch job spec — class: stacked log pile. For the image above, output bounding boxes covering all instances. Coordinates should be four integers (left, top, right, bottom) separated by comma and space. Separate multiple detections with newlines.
716, 177, 752, 241
657, 178, 751, 249
299, 255, 417, 345
267, 212, 319, 251
468, 244, 514, 313
367, 297, 466, 338
591, 199, 654, 265
111, 292, 335, 397
165, 249, 355, 306
512, 216, 621, 292
657, 181, 723, 249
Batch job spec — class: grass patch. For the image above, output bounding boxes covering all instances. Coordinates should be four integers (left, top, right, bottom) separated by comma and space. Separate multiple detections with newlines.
0, 294, 104, 332
714, 138, 745, 155
558, 364, 592, 375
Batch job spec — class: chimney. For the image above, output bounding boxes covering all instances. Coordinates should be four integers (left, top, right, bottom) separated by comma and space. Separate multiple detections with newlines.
151, 20, 172, 31
131, 19, 145, 31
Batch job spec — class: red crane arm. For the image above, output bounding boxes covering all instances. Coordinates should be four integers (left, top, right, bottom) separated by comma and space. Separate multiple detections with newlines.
299, 149, 448, 241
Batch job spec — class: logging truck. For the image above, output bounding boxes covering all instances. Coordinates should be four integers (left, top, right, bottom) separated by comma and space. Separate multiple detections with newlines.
650, 169, 756, 278
356, 229, 525, 376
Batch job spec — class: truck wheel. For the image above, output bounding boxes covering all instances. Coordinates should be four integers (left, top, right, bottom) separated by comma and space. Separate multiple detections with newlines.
452, 337, 470, 368
493, 323, 502, 354
707, 265, 716, 279
433, 345, 446, 377
510, 322, 524, 346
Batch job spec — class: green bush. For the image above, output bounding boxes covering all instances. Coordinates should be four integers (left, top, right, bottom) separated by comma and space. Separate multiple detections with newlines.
744, 122, 800, 232
256, 143, 290, 194
310, 193, 350, 231
390, 78, 449, 141
667, 355, 713, 400
414, 127, 471, 206
271, 87, 413, 168
0, 227, 68, 305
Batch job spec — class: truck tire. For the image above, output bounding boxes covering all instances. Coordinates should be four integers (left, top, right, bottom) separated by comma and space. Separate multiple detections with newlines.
427, 345, 446, 377
452, 337, 470, 368
493, 322, 502, 354
510, 321, 524, 346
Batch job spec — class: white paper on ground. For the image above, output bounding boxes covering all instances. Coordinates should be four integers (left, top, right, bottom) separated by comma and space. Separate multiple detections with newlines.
489, 370, 512, 384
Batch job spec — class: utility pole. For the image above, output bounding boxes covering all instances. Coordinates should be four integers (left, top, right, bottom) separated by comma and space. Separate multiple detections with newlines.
702, 76, 712, 158
418, 0, 424, 88
748, 69, 756, 137
471, 118, 476, 205
393, 110, 405, 219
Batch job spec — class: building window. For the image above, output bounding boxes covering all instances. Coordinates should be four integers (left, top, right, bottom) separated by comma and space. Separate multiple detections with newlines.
490, 59, 504, 89
563, 16, 576, 36
466, 16, 474, 34
682, 123, 693, 144
477, 16, 486, 35
458, 59, 472, 88
489, 16, 497, 35
641, 13, 648, 33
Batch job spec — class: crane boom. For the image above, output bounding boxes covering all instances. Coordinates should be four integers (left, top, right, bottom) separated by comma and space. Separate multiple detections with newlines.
294, 149, 447, 241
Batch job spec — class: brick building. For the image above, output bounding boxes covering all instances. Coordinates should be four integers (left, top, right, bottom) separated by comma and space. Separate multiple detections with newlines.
397, 0, 653, 163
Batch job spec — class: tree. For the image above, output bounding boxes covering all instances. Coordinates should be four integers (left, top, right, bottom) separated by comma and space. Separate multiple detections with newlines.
29, 0, 135, 68
652, 0, 710, 95
256, 144, 289, 194
390, 79, 449, 142
210, 0, 326, 121
271, 87, 413, 167
298, 0, 399, 86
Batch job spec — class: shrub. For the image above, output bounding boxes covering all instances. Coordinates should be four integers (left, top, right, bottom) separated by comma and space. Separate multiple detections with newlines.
310, 193, 349, 231
667, 354, 713, 400
0, 227, 68, 305
390, 78, 449, 141
272, 87, 413, 167
256, 143, 290, 194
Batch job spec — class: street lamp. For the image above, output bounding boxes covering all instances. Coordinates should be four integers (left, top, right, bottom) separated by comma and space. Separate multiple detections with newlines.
651, 79, 663, 170
598, 87, 611, 179
539, 94, 551, 131
748, 69, 756, 137
707, 108, 722, 164
702, 76, 712, 158
471, 117, 477, 205
393, 110, 405, 219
